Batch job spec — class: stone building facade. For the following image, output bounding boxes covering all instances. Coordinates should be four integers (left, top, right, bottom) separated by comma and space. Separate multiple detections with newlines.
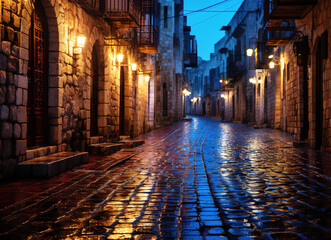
0, 0, 189, 179
185, 0, 331, 152
155, 0, 185, 125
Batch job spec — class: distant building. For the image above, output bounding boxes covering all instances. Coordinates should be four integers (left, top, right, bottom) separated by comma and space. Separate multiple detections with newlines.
185, 0, 331, 152
155, 0, 187, 125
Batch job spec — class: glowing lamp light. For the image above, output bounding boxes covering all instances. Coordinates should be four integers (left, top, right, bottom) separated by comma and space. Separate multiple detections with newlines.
281, 57, 284, 69
258, 79, 262, 84
117, 54, 124, 63
246, 48, 253, 57
221, 94, 225, 98
144, 75, 150, 82
268, 55, 274, 59
182, 88, 191, 96
249, 78, 257, 84
269, 61, 275, 69
76, 36, 86, 48
132, 63, 137, 71
219, 79, 223, 83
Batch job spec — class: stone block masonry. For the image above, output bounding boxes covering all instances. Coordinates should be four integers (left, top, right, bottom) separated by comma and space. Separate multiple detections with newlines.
0, 0, 156, 179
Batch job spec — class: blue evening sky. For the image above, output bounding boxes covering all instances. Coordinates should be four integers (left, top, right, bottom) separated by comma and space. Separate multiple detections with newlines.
184, 0, 245, 60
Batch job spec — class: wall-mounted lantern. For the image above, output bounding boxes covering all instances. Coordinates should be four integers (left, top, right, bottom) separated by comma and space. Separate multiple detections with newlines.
74, 35, 86, 54
249, 78, 257, 84
246, 48, 254, 57
182, 88, 191, 96
117, 54, 124, 64
144, 75, 150, 82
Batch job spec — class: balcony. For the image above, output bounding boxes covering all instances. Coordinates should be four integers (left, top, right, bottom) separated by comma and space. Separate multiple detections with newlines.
138, 25, 158, 53
226, 50, 244, 80
184, 52, 198, 68
264, 0, 317, 27
184, 35, 198, 67
263, 27, 294, 46
138, 0, 159, 53
255, 42, 273, 69
102, 0, 142, 28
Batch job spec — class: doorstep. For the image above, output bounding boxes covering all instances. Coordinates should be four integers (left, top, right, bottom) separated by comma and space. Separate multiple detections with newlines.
16, 152, 88, 178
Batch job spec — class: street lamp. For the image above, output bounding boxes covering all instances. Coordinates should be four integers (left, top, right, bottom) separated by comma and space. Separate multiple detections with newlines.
182, 88, 191, 96
269, 61, 275, 69
246, 48, 254, 57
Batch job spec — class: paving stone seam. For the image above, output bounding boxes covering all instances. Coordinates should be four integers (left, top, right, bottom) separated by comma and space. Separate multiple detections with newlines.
80, 173, 151, 238
200, 128, 264, 239
32, 172, 141, 238
0, 172, 92, 221
177, 126, 206, 239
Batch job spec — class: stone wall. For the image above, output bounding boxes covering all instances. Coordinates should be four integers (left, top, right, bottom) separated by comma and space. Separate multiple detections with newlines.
155, 0, 184, 125
0, 0, 153, 179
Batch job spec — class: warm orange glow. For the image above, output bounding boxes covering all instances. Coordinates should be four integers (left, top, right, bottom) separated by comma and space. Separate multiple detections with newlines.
182, 88, 191, 96
269, 61, 275, 69
246, 48, 253, 57
249, 78, 257, 84
144, 75, 150, 82
117, 54, 124, 63
132, 63, 137, 71
76, 36, 86, 48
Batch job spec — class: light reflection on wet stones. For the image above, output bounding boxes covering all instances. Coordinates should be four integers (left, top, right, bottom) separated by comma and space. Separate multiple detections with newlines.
0, 117, 330, 239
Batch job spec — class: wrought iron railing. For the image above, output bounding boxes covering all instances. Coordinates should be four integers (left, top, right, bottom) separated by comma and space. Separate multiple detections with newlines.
103, 0, 142, 26
139, 25, 158, 52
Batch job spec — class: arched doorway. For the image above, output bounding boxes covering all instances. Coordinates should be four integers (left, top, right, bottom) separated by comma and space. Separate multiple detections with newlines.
27, 0, 49, 148
91, 44, 99, 136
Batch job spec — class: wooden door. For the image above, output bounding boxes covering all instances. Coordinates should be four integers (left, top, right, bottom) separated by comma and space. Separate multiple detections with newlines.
120, 66, 125, 135
27, 1, 48, 148
91, 45, 99, 136
315, 39, 324, 149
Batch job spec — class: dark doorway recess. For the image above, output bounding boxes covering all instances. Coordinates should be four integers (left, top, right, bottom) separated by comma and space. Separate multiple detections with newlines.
163, 83, 168, 117
91, 44, 99, 136
120, 66, 126, 135
27, 0, 49, 148
302, 65, 309, 140
315, 36, 325, 150
264, 76, 268, 123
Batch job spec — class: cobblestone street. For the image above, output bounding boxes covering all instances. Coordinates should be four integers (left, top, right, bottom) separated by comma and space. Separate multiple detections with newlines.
0, 117, 330, 240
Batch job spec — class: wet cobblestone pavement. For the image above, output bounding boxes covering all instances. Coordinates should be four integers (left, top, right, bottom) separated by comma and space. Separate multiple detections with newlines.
0, 116, 330, 239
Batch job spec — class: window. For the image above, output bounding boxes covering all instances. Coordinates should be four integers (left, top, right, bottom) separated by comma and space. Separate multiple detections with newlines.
164, 6, 168, 28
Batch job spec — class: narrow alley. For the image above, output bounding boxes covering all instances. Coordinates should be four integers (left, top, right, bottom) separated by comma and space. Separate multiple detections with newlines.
0, 117, 329, 240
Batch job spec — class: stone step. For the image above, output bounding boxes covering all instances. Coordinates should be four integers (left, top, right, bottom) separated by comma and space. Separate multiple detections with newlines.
90, 136, 103, 144
88, 143, 123, 155
118, 139, 145, 148
16, 152, 88, 178
119, 135, 131, 141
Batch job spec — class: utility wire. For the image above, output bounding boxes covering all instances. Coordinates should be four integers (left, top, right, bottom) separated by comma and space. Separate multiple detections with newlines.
160, 0, 232, 20
191, 0, 243, 27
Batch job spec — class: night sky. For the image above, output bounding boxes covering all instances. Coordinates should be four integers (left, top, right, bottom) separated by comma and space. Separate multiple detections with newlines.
184, 0, 245, 60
